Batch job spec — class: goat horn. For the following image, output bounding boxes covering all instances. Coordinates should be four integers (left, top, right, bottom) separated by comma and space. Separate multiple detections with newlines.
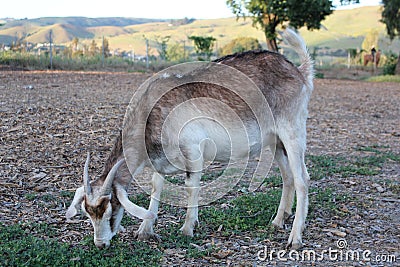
83, 152, 92, 195
101, 158, 125, 196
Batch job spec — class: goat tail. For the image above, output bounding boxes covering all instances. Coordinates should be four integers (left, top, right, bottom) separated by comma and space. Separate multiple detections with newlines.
281, 28, 314, 90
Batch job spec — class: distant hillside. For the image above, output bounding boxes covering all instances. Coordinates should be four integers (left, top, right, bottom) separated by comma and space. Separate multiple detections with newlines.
1, 6, 399, 55
0, 17, 164, 44
1, 17, 164, 28
298, 5, 388, 48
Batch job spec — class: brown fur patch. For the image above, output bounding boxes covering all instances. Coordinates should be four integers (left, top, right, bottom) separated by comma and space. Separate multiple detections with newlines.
84, 196, 110, 219
109, 186, 122, 231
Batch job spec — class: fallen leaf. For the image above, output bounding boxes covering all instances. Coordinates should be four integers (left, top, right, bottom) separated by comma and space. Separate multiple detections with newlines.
371, 183, 385, 193
323, 228, 347, 237
212, 249, 232, 259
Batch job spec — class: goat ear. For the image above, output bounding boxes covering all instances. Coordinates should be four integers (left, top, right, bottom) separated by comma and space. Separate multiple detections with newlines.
66, 186, 85, 219
116, 187, 155, 220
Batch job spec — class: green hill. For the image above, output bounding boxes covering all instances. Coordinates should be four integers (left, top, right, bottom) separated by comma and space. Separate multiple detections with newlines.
1, 6, 399, 55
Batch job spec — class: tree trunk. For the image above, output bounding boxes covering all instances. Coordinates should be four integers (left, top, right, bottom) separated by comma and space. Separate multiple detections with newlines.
396, 55, 400, 75
266, 38, 278, 52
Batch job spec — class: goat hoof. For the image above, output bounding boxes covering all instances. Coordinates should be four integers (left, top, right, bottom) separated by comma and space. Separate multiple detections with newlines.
286, 240, 303, 250
271, 218, 284, 229
135, 231, 161, 242
180, 226, 194, 237
284, 211, 292, 220
291, 242, 303, 250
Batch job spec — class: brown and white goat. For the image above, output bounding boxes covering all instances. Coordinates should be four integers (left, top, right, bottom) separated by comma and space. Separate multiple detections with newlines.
66, 29, 314, 250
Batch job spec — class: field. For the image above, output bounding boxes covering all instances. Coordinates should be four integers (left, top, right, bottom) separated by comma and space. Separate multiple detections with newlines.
1, 70, 399, 266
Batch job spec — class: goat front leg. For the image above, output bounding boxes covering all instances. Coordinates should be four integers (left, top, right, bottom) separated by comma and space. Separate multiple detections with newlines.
180, 171, 201, 237
135, 172, 164, 241
272, 144, 295, 229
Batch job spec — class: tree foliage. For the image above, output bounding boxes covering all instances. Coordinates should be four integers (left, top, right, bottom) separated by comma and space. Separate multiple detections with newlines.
154, 35, 171, 61
226, 0, 333, 51
189, 36, 216, 60
166, 42, 185, 62
380, 0, 400, 40
361, 29, 379, 53
380, 0, 400, 74
219, 37, 262, 56
101, 37, 110, 58
88, 40, 98, 56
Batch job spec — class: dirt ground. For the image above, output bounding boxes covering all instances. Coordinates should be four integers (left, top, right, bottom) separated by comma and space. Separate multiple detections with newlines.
0, 70, 399, 266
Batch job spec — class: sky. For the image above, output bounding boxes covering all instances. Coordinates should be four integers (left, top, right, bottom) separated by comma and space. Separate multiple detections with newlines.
1, 0, 382, 20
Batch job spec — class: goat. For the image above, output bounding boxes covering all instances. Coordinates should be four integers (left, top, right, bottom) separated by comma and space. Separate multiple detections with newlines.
66, 28, 314, 250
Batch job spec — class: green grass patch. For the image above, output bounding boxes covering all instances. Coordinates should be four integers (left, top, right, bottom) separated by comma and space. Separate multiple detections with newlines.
199, 186, 346, 239
307, 147, 400, 180
0, 223, 162, 267
200, 190, 281, 238
262, 174, 282, 188
309, 187, 350, 219
24, 193, 38, 201
365, 75, 400, 83
60, 190, 76, 199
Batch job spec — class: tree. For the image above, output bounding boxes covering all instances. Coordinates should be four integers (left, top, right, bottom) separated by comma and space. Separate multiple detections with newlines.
380, 0, 400, 74
102, 37, 110, 58
361, 29, 379, 53
227, 0, 333, 51
381, 0, 400, 39
88, 40, 98, 56
189, 36, 216, 60
155, 36, 171, 61
167, 42, 185, 62
62, 46, 72, 59
219, 37, 262, 56
71, 37, 79, 52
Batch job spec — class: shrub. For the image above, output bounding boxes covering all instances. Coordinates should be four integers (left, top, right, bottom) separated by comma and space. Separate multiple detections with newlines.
219, 37, 262, 56
383, 52, 398, 75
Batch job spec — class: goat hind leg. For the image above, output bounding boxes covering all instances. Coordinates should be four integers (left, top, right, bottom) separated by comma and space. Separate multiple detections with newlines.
281, 139, 309, 250
272, 144, 295, 228
180, 171, 201, 237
